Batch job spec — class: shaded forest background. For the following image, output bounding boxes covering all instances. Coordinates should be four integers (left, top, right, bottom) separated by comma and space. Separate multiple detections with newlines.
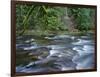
16, 4, 95, 36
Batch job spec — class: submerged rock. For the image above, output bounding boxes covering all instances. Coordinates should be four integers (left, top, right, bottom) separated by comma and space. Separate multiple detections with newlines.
48, 48, 78, 60
16, 43, 37, 50
72, 53, 95, 69
45, 35, 76, 40
55, 58, 77, 71
18, 65, 61, 73
16, 34, 95, 73
26, 56, 58, 67
28, 47, 51, 59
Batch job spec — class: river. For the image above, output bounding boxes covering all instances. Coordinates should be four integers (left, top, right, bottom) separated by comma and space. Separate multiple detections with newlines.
16, 33, 95, 73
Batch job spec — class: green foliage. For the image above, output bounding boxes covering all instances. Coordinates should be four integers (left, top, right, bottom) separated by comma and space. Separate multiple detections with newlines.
16, 4, 95, 36
16, 5, 34, 35
67, 8, 94, 31
16, 5, 66, 35
40, 7, 66, 31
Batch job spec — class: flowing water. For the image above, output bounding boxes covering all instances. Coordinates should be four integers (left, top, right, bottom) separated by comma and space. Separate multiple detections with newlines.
16, 33, 95, 73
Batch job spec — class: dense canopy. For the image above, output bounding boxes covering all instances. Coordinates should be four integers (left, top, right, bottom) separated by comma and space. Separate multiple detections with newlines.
16, 4, 95, 36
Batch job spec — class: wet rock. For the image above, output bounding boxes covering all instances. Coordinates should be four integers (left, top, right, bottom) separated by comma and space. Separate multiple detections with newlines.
16, 44, 30, 49
55, 58, 77, 71
16, 43, 37, 50
19, 66, 61, 73
16, 66, 25, 72
16, 34, 95, 73
73, 53, 95, 69
23, 45, 38, 50
25, 56, 58, 68
45, 35, 75, 40
25, 38, 35, 43
49, 48, 78, 60
28, 47, 51, 59
72, 39, 92, 45
16, 49, 28, 55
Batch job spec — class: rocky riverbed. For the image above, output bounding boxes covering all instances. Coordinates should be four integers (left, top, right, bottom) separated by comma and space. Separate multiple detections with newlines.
16, 33, 95, 73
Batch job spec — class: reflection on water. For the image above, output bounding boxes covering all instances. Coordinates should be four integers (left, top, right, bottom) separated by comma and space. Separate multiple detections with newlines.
16, 33, 95, 73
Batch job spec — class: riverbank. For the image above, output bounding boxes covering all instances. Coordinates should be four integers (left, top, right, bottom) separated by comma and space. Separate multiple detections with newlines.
16, 30, 95, 37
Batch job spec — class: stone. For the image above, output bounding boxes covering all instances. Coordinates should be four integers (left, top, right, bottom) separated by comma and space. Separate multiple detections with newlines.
28, 47, 51, 59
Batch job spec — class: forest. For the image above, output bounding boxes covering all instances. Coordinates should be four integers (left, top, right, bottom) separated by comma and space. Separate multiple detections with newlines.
16, 4, 95, 36
16, 4, 96, 73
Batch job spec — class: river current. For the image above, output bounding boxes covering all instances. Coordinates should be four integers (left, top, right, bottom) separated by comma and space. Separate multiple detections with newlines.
16, 33, 95, 73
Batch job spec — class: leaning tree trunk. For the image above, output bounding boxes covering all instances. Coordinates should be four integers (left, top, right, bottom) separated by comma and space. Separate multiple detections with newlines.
18, 5, 36, 36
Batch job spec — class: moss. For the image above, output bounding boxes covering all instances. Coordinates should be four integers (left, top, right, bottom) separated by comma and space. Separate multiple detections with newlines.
30, 56, 39, 61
